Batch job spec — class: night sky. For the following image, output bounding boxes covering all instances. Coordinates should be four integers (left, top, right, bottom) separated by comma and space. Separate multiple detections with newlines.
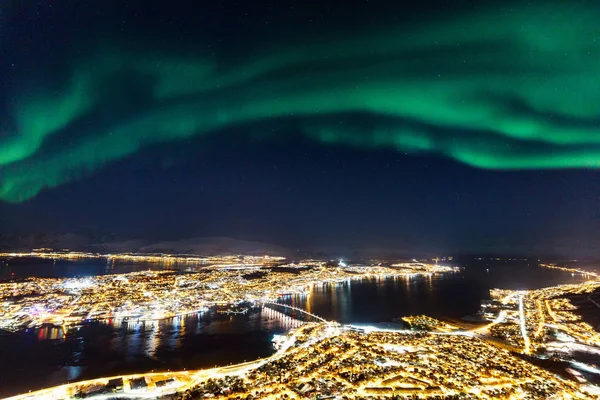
0, 0, 599, 257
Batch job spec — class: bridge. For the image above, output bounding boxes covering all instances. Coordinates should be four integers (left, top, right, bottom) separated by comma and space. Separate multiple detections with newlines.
262, 301, 329, 324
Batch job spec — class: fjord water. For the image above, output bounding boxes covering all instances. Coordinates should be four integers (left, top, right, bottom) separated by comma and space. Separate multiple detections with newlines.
0, 258, 589, 397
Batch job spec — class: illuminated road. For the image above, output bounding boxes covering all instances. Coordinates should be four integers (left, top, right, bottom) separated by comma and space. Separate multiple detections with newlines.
545, 299, 558, 322
518, 294, 531, 354
533, 299, 545, 338
4, 371, 196, 400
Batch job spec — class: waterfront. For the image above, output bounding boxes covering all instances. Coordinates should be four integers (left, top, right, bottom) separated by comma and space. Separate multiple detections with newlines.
0, 258, 591, 398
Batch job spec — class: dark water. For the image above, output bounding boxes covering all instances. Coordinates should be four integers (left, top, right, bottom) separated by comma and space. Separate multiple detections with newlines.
0, 257, 196, 280
0, 259, 590, 397
279, 265, 591, 325
0, 308, 300, 397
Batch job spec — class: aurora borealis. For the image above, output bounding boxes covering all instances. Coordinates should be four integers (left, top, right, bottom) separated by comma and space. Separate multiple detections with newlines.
1, 1, 599, 203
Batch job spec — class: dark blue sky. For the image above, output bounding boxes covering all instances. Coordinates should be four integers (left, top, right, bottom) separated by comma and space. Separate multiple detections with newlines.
0, 0, 599, 258
2, 130, 598, 257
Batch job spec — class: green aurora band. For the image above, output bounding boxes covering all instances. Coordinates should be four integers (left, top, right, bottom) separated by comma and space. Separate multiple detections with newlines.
1, 2, 600, 202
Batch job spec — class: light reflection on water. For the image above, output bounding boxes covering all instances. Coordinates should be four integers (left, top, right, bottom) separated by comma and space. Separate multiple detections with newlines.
3, 307, 303, 398
37, 326, 65, 340
281, 268, 590, 323
70, 306, 308, 361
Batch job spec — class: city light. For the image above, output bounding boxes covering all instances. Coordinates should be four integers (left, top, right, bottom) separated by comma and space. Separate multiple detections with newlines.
2, 253, 598, 399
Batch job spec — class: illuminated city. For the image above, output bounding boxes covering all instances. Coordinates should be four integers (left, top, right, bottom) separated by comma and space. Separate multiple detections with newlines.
0, 251, 456, 332
2, 252, 599, 399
